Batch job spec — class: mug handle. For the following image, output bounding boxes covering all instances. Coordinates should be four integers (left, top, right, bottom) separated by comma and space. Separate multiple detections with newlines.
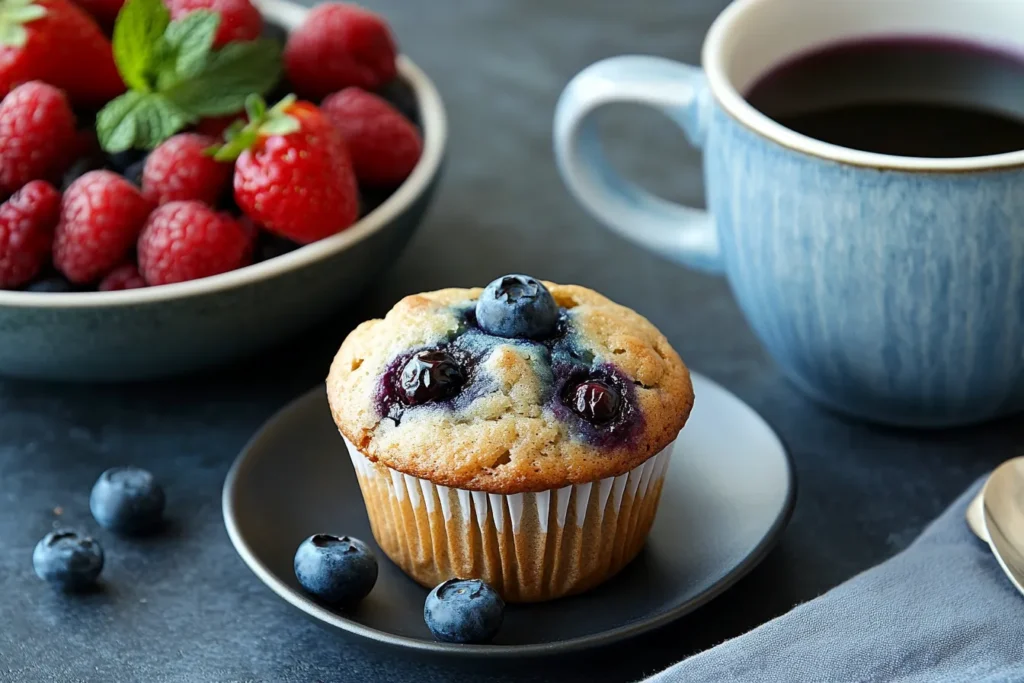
554, 56, 722, 273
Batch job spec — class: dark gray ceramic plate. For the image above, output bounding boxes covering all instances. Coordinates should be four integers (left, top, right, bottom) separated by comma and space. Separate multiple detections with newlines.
223, 372, 795, 657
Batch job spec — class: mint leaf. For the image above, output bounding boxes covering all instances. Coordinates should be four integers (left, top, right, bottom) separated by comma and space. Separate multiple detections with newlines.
97, 91, 190, 152
113, 0, 170, 92
244, 93, 266, 122
210, 128, 258, 161
208, 94, 300, 161
164, 38, 282, 117
164, 10, 219, 80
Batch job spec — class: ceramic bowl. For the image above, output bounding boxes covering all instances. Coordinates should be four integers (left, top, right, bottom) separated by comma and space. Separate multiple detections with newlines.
0, 0, 446, 381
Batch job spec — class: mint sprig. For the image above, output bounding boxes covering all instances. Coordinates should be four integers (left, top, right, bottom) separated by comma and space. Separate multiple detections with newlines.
209, 94, 300, 161
98, 0, 282, 153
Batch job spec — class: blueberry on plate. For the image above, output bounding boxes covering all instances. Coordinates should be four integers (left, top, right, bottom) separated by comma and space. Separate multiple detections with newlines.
90, 467, 166, 534
399, 349, 465, 405
294, 534, 378, 606
424, 578, 504, 644
33, 529, 104, 591
475, 274, 559, 340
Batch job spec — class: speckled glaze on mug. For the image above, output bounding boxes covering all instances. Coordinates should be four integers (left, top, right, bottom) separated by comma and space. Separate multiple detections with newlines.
0, 0, 446, 382
555, 0, 1024, 427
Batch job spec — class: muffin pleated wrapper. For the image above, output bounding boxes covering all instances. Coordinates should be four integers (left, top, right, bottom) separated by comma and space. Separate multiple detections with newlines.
343, 436, 673, 602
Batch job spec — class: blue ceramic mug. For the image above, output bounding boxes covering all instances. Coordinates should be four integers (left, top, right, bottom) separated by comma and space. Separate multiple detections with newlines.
554, 0, 1024, 428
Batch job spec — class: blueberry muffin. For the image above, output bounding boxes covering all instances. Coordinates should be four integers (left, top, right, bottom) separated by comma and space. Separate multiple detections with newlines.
327, 275, 693, 602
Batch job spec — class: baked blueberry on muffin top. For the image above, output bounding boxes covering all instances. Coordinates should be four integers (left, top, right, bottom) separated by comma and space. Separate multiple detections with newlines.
327, 275, 693, 494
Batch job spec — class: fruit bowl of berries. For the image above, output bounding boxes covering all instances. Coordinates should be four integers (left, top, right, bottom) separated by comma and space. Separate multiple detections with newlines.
0, 0, 445, 380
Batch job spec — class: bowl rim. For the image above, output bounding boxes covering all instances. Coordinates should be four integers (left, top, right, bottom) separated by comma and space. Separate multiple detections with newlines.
1, 0, 447, 310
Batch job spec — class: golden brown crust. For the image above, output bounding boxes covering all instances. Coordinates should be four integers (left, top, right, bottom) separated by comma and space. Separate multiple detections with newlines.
326, 282, 693, 494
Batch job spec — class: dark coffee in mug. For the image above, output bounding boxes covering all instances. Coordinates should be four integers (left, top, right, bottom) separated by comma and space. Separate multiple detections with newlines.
745, 38, 1024, 158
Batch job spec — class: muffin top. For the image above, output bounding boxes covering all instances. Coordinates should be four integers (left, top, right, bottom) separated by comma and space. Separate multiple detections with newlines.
327, 276, 693, 494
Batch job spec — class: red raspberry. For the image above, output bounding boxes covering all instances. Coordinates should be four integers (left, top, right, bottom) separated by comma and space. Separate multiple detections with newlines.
0, 82, 77, 197
142, 134, 232, 206
284, 3, 398, 100
321, 87, 422, 186
137, 201, 251, 285
166, 0, 262, 47
98, 262, 146, 291
54, 171, 154, 284
0, 180, 60, 288
227, 98, 358, 243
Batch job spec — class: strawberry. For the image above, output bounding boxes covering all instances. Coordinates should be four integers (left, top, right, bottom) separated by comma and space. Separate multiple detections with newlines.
214, 96, 358, 244
54, 170, 154, 283
137, 201, 250, 285
0, 0, 124, 106
0, 180, 60, 288
165, 0, 261, 47
0, 81, 76, 197
321, 87, 421, 187
284, 2, 397, 100
98, 262, 146, 290
142, 133, 232, 206
71, 0, 123, 32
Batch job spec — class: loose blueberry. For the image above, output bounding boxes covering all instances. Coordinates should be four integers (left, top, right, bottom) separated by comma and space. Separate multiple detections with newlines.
89, 467, 165, 534
260, 20, 288, 44
567, 379, 621, 425
294, 534, 378, 606
122, 158, 146, 187
424, 578, 504, 644
399, 349, 466, 405
254, 232, 300, 262
61, 153, 105, 192
377, 78, 420, 127
359, 186, 393, 217
24, 275, 76, 293
32, 529, 104, 591
106, 148, 147, 173
475, 274, 559, 340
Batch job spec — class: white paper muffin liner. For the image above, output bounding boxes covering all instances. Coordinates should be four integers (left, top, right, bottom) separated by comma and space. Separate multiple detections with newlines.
343, 436, 673, 602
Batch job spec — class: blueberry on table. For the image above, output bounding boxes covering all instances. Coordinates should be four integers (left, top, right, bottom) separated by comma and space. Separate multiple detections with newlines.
424, 578, 504, 644
294, 534, 378, 606
90, 467, 166, 534
475, 274, 558, 340
32, 529, 103, 591
399, 349, 466, 405
568, 379, 621, 425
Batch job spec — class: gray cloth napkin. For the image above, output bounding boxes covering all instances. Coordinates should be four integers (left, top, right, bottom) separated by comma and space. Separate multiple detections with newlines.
645, 479, 1024, 683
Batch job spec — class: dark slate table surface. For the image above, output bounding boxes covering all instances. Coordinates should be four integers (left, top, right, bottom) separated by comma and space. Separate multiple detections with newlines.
3, 0, 1023, 681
